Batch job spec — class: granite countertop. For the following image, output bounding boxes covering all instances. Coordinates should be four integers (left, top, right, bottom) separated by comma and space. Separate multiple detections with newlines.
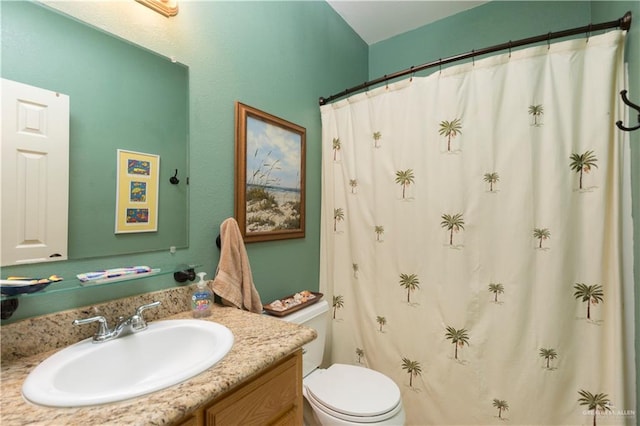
0, 298, 317, 426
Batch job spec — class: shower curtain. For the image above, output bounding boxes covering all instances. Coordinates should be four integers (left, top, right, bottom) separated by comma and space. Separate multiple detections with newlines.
320, 30, 634, 425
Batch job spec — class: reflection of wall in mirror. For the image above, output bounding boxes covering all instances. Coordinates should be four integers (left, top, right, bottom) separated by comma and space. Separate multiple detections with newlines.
0, 1, 189, 261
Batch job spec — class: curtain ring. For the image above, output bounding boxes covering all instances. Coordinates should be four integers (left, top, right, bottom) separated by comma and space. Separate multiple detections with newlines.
439, 59, 442, 74
547, 32, 551, 49
508, 41, 512, 58
586, 24, 592, 42
472, 49, 475, 66
384, 75, 388, 90
409, 66, 414, 82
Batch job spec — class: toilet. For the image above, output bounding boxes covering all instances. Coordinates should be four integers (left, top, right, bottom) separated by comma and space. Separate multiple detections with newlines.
278, 300, 406, 425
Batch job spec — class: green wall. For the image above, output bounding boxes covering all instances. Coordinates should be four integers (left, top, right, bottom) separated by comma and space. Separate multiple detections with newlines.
0, 0, 367, 322
369, 1, 592, 79
370, 0, 640, 417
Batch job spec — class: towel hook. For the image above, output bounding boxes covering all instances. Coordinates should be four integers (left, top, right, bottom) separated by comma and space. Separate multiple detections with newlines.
1, 299, 19, 320
616, 90, 640, 132
173, 265, 196, 283
169, 169, 180, 185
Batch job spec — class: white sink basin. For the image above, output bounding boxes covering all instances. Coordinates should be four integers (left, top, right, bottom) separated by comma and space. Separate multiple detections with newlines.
22, 319, 234, 407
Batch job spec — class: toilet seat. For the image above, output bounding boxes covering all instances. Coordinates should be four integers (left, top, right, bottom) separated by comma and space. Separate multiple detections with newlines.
303, 364, 402, 423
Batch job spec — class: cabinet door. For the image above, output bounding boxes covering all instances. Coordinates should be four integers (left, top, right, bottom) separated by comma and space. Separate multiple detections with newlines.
206, 351, 302, 426
1, 78, 69, 266
175, 414, 199, 426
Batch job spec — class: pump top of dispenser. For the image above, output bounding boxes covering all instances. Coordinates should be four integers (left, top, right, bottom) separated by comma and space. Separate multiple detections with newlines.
197, 272, 207, 286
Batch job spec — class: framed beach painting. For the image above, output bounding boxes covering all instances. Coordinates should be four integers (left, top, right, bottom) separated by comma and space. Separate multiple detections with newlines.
115, 149, 159, 233
234, 102, 306, 243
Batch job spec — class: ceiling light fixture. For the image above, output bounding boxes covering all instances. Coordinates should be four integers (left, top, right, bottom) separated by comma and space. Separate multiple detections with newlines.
136, 0, 178, 17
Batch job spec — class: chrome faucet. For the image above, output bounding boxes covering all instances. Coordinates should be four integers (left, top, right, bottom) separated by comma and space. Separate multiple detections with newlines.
73, 301, 161, 343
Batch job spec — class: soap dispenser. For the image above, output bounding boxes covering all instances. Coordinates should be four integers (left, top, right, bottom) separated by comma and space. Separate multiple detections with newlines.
191, 272, 213, 318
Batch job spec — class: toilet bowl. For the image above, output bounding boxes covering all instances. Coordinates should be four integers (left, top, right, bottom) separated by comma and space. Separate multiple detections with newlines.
303, 364, 404, 425
275, 299, 406, 425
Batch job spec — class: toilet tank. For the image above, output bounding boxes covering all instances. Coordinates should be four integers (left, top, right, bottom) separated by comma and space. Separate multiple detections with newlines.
279, 300, 329, 377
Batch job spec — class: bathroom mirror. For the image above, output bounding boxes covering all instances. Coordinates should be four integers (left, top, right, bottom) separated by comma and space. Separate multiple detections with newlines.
1, 2, 189, 261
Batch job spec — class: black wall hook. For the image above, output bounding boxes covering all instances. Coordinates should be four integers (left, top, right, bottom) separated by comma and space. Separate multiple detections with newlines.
1, 299, 19, 320
169, 169, 180, 184
173, 265, 195, 283
616, 90, 640, 132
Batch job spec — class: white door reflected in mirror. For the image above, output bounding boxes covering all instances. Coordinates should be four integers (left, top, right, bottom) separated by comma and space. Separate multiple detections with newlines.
1, 78, 69, 266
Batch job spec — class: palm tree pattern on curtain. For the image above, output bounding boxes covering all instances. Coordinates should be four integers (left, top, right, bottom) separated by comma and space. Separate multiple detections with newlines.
320, 31, 628, 425
438, 118, 462, 152
540, 347, 558, 370
578, 390, 612, 426
493, 399, 509, 420
484, 171, 500, 192
528, 104, 544, 126
402, 357, 423, 388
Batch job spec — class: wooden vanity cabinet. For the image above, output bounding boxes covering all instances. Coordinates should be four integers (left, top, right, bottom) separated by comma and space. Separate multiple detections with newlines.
175, 350, 303, 426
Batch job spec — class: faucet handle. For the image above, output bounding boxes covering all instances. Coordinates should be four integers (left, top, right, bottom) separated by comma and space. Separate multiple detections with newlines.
131, 301, 161, 331
73, 316, 110, 339
135, 301, 161, 316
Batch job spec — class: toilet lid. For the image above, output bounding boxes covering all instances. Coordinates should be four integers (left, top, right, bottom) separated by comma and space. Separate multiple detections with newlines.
304, 364, 401, 418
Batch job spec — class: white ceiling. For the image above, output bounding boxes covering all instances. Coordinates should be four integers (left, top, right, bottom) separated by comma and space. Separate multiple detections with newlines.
326, 1, 488, 45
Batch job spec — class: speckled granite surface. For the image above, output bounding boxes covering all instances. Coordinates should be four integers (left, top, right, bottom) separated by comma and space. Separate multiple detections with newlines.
1, 286, 195, 361
0, 286, 317, 425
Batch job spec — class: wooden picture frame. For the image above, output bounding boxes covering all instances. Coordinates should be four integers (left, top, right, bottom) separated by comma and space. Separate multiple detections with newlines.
234, 102, 306, 243
115, 149, 159, 233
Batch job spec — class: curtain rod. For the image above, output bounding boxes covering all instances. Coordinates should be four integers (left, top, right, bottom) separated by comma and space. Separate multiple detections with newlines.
319, 11, 632, 106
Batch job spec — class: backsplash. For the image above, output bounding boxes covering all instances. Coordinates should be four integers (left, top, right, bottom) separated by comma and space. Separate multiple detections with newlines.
1, 286, 195, 361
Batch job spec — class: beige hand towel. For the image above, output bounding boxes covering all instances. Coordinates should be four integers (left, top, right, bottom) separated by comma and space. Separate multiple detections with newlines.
211, 218, 263, 313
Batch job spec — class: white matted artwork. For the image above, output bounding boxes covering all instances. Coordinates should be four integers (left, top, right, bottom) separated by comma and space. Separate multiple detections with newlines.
115, 149, 159, 233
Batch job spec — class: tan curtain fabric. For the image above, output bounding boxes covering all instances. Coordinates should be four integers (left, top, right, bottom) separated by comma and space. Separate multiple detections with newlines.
320, 31, 634, 425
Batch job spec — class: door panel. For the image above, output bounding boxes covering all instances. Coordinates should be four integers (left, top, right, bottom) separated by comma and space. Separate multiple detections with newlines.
1, 78, 69, 266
